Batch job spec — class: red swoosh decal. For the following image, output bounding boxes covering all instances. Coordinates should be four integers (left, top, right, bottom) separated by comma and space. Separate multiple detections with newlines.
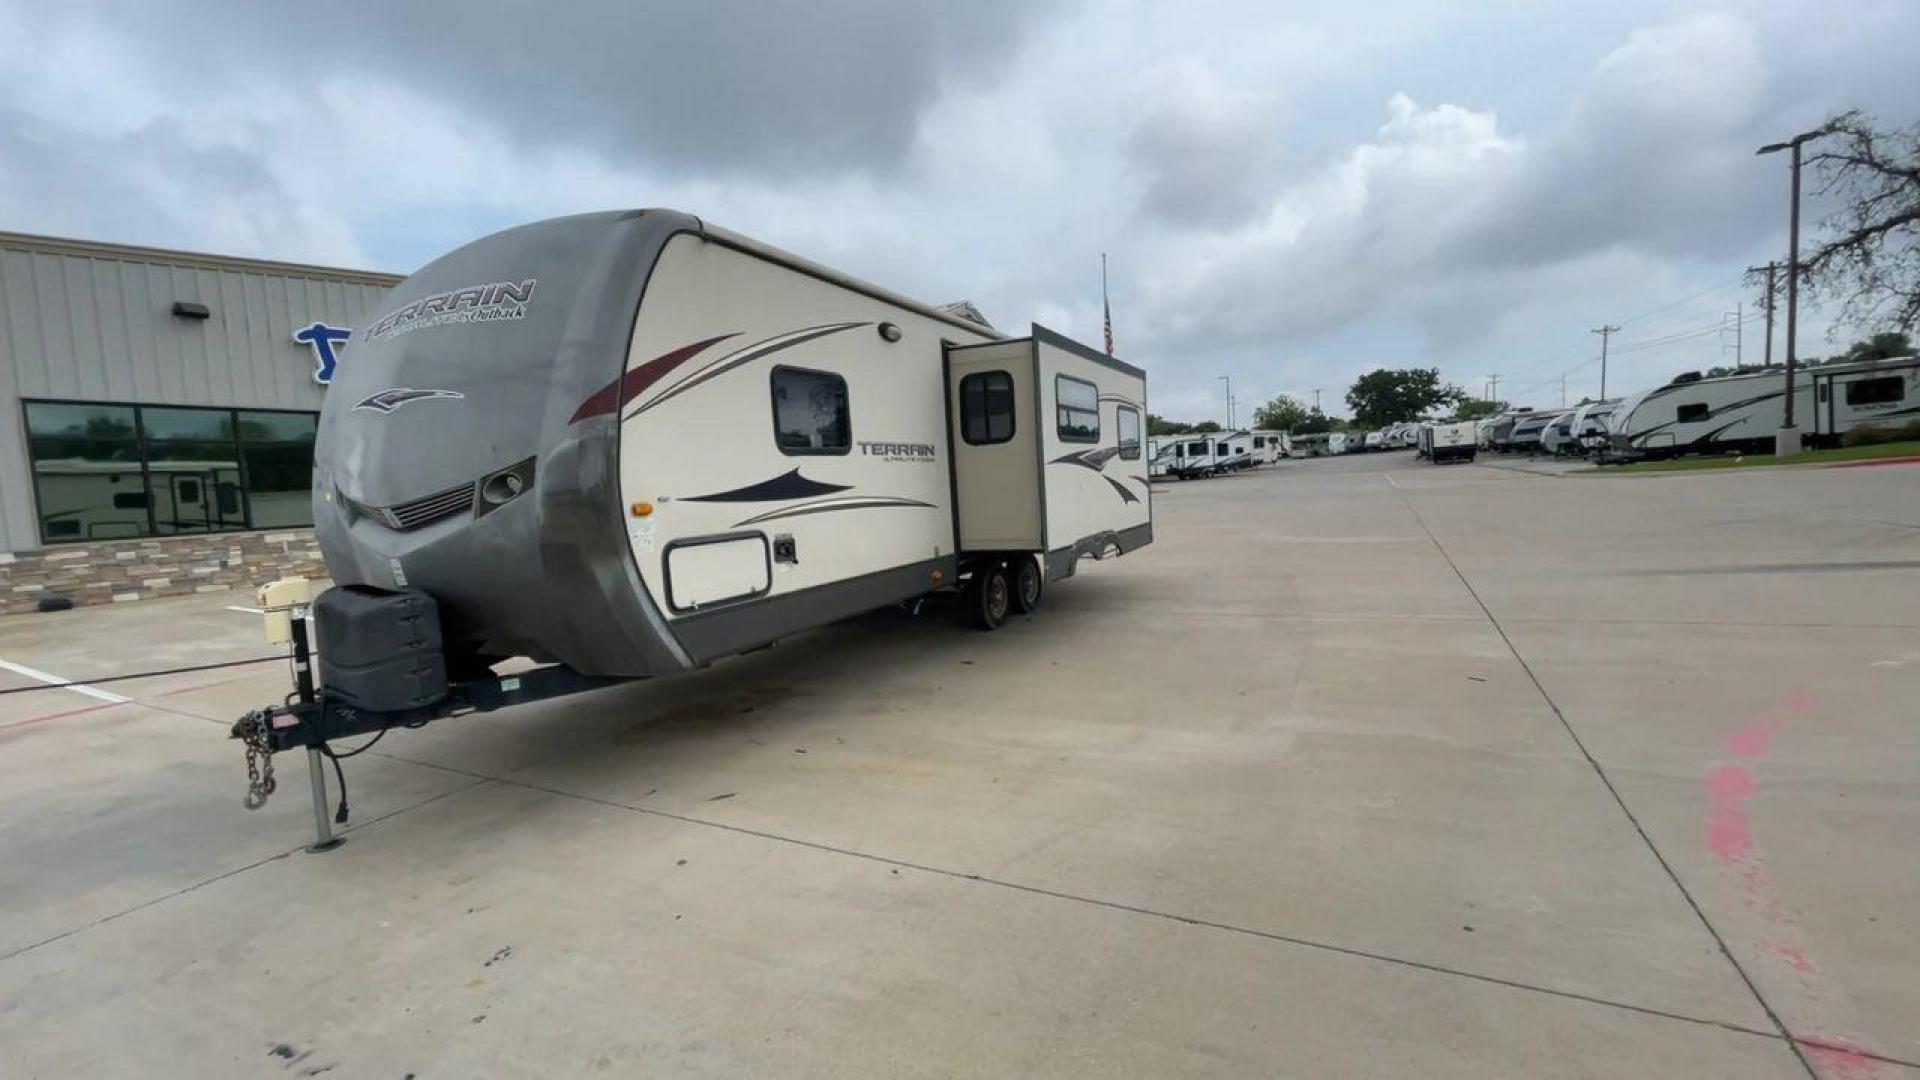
569, 332, 739, 424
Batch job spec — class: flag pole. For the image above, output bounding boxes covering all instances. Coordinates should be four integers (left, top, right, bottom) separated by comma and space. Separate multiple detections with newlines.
1102, 253, 1114, 356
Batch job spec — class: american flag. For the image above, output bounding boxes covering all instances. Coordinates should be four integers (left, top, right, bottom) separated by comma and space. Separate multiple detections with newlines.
1102, 254, 1114, 356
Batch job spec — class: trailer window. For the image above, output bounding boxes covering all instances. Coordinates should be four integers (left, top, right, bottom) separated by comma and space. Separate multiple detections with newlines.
1845, 376, 1905, 407
1253, 436, 1265, 448
1117, 407, 1141, 459
1675, 403, 1710, 423
1056, 375, 1099, 443
1187, 441, 1206, 455
959, 370, 1016, 445
771, 366, 850, 455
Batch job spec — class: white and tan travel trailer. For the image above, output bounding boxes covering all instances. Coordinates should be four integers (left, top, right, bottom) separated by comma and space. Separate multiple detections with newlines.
314, 210, 1153, 679
1608, 357, 1920, 458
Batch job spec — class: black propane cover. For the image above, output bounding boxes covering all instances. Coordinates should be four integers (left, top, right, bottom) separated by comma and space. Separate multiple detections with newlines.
312, 585, 449, 712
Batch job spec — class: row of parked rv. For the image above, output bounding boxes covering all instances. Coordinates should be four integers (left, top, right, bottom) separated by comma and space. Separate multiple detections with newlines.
1476, 355, 1920, 461
1146, 419, 1432, 479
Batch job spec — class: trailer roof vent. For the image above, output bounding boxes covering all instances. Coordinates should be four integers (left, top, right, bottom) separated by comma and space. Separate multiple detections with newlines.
171, 300, 212, 320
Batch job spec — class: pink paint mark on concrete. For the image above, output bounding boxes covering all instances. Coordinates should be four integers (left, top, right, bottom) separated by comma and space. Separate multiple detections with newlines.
1724, 723, 1777, 757
1768, 942, 1815, 974
1801, 1036, 1888, 1080
1705, 763, 1755, 862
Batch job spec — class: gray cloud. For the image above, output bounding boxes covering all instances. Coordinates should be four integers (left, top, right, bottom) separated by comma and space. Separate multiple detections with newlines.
60, 0, 1061, 178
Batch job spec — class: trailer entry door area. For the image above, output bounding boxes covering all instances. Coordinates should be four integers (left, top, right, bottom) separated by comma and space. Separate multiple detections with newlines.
666, 533, 771, 612
947, 340, 1043, 553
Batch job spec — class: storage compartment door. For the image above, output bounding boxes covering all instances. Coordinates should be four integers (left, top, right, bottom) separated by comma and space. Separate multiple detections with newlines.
666, 533, 771, 612
947, 339, 1043, 552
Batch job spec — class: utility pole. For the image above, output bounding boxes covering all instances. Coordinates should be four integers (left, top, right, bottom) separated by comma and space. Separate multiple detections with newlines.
1312, 388, 1322, 413
1748, 262, 1778, 368
1218, 375, 1233, 428
1485, 374, 1500, 403
1721, 304, 1743, 368
1591, 325, 1619, 400
1760, 126, 1832, 443
1559, 375, 1567, 408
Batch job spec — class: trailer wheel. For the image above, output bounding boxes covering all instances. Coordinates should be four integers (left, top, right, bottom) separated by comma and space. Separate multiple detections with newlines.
968, 564, 1011, 630
1010, 556, 1043, 615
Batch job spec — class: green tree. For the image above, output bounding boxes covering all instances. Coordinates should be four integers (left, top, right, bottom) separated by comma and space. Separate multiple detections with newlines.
1345, 368, 1465, 429
1147, 413, 1192, 436
1252, 394, 1314, 432
1840, 331, 1912, 362
1191, 420, 1222, 433
1292, 410, 1339, 435
1452, 398, 1506, 422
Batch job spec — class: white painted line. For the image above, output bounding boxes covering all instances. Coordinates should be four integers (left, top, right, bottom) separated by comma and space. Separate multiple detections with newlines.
0, 656, 130, 704
1384, 472, 1403, 490
225, 605, 264, 615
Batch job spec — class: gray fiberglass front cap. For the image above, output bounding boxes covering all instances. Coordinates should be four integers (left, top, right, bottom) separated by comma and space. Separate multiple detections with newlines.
313, 209, 698, 677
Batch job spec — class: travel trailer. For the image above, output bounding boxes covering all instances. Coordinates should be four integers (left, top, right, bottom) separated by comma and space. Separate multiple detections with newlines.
1328, 432, 1351, 455
1250, 430, 1290, 464
1417, 421, 1478, 464
1608, 358, 1920, 458
1567, 399, 1620, 454
313, 209, 1154, 681
1482, 410, 1529, 452
1537, 412, 1578, 455
1506, 410, 1566, 454
1213, 430, 1254, 470
1289, 432, 1330, 457
1153, 435, 1223, 479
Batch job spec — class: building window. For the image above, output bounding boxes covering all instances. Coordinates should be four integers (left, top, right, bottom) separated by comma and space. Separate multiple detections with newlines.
238, 411, 319, 528
23, 400, 319, 545
959, 370, 1015, 445
771, 366, 850, 455
1846, 376, 1905, 407
1056, 375, 1099, 443
1117, 407, 1141, 459
1676, 403, 1710, 423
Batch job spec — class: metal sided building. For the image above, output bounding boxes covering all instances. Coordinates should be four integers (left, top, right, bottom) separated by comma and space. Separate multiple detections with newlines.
0, 231, 399, 613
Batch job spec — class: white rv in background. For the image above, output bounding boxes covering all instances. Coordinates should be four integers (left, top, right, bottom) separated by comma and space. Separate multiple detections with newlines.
1157, 434, 1226, 478
1328, 432, 1350, 455
1538, 412, 1578, 455
1418, 421, 1478, 464
1608, 358, 1920, 458
1250, 430, 1289, 464
1214, 430, 1255, 470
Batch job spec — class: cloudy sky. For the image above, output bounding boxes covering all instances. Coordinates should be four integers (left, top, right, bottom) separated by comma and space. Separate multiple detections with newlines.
2, 0, 1915, 422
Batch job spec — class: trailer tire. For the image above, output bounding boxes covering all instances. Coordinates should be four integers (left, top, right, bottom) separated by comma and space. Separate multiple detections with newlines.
1010, 556, 1043, 615
968, 564, 1011, 630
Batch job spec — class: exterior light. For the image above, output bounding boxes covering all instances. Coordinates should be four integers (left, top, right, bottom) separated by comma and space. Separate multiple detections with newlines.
877, 322, 903, 343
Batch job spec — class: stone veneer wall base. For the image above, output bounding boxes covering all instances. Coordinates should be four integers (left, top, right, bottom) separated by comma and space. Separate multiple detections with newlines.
1, 530, 327, 616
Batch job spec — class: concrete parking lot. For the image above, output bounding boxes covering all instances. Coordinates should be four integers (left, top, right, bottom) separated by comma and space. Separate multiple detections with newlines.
2, 453, 1916, 1078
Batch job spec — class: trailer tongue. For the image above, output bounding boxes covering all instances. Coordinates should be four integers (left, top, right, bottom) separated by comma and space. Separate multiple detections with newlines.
230, 584, 630, 851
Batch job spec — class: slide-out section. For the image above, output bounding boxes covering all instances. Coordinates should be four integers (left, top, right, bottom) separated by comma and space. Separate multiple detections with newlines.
947, 340, 1044, 553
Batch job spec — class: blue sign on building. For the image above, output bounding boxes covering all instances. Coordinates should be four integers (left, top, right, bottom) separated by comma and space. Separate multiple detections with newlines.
293, 322, 352, 384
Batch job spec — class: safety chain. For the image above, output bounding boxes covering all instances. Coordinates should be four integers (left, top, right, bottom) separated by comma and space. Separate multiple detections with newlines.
238, 709, 277, 810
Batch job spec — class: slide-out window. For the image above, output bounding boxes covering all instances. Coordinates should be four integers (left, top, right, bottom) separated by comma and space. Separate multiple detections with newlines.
1187, 440, 1206, 455
959, 370, 1016, 445
771, 366, 850, 455
1056, 375, 1100, 443
1846, 376, 1905, 407
1676, 403, 1710, 423
1117, 407, 1141, 459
